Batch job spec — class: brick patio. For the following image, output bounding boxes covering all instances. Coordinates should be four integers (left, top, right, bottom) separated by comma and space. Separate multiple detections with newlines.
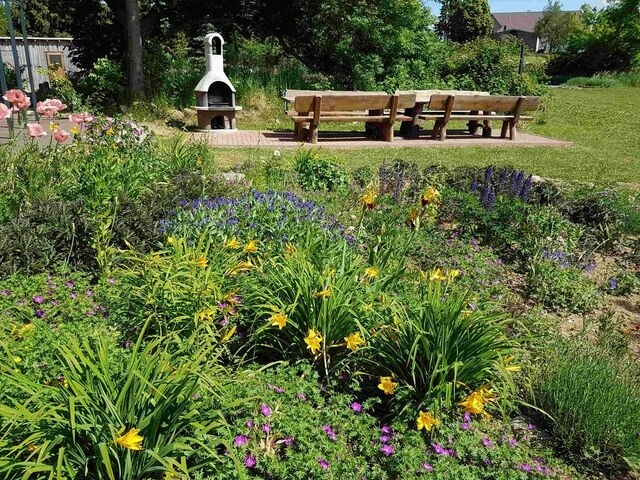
194, 129, 571, 148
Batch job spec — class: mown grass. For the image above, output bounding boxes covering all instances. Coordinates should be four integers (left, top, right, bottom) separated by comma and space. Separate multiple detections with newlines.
210, 87, 640, 184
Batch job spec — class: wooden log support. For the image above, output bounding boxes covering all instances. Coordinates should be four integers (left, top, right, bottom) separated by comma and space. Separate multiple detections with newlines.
509, 96, 525, 141
309, 95, 322, 144
438, 95, 456, 141
384, 95, 399, 142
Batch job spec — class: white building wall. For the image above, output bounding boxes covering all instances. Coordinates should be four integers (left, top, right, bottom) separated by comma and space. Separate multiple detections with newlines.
0, 37, 79, 90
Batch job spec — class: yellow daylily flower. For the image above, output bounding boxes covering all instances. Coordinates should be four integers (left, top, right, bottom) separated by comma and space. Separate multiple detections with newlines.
429, 268, 447, 282
198, 309, 215, 321
16, 323, 34, 339
270, 312, 288, 329
227, 260, 254, 276
225, 237, 241, 249
363, 266, 379, 280
70, 126, 80, 135
313, 289, 332, 299
421, 186, 441, 206
406, 208, 421, 230
458, 391, 486, 415
361, 190, 378, 209
284, 243, 297, 255
378, 376, 397, 395
12, 356, 22, 363
344, 332, 365, 351
166, 236, 175, 245
115, 427, 144, 451
304, 329, 323, 354
447, 269, 461, 281
195, 256, 208, 269
417, 411, 439, 431
244, 240, 258, 254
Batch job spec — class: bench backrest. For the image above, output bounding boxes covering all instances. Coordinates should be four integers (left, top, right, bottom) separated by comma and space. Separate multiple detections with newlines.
294, 93, 416, 113
428, 94, 540, 112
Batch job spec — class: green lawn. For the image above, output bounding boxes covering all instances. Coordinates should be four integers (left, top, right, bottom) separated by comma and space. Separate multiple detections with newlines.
213, 87, 640, 184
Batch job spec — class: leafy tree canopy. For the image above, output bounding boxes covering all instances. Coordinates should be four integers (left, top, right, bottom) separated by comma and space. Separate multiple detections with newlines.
437, 0, 494, 43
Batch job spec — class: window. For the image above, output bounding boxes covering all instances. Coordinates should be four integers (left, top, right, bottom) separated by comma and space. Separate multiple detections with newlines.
45, 52, 65, 77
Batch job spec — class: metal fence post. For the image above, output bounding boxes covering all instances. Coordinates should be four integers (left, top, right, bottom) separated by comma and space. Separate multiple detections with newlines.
3, 0, 24, 90
18, 0, 38, 119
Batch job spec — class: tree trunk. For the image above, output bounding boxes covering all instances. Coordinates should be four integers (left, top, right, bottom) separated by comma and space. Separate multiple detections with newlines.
123, 0, 144, 97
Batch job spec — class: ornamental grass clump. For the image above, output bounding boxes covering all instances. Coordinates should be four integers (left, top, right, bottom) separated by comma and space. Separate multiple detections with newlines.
366, 277, 517, 414
0, 326, 232, 479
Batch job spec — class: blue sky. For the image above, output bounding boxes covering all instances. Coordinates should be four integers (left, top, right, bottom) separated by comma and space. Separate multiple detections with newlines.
424, 0, 607, 14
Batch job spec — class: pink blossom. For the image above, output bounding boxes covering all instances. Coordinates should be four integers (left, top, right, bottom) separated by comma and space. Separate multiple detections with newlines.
36, 99, 67, 117
3, 89, 30, 111
69, 112, 95, 125
53, 127, 70, 143
0, 103, 10, 121
26, 123, 46, 138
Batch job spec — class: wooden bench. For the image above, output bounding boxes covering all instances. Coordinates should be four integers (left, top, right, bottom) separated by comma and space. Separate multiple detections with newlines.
288, 93, 417, 144
419, 94, 540, 141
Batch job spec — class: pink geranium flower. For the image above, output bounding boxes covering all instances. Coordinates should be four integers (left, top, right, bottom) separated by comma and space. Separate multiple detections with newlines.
3, 89, 30, 111
69, 112, 95, 125
0, 103, 10, 121
26, 123, 46, 138
53, 126, 70, 143
36, 99, 67, 117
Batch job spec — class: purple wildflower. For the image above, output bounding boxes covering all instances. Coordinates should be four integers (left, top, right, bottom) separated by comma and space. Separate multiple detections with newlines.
432, 443, 452, 456
262, 424, 271, 434
1, 289, 10, 296
36, 309, 46, 318
122, 340, 133, 349
380, 444, 394, 456
70, 293, 77, 300
508, 437, 519, 448
482, 438, 493, 448
108, 278, 116, 285
297, 392, 307, 401
380, 425, 392, 435
86, 290, 93, 297
463, 413, 471, 422
33, 295, 44, 304
323, 425, 337, 441
318, 458, 330, 470
461, 422, 470, 430
273, 386, 285, 394
609, 277, 618, 291
260, 404, 272, 417
283, 436, 294, 446
379, 435, 390, 443
518, 464, 533, 472
528, 423, 536, 430
234, 435, 248, 447
244, 453, 256, 468
192, 393, 201, 400
246, 420, 254, 428
350, 402, 362, 413
421, 462, 434, 473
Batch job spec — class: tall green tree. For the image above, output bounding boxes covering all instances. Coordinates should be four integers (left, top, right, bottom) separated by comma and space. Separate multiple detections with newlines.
438, 0, 494, 43
534, 1, 582, 52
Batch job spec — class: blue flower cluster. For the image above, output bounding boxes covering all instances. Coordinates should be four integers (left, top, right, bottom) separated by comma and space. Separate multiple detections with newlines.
163, 190, 354, 245
471, 166, 533, 211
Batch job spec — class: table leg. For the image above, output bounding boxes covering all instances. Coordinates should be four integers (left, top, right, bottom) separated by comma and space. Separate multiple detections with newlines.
468, 111, 480, 135
366, 109, 383, 139
482, 111, 492, 138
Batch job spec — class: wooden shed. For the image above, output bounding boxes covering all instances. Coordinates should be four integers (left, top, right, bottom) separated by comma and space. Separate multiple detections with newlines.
0, 37, 79, 89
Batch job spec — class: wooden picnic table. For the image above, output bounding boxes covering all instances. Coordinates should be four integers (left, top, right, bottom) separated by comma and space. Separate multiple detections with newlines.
396, 89, 489, 137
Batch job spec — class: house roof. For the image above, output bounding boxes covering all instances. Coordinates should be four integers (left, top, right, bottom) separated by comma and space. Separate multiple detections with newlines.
492, 12, 544, 33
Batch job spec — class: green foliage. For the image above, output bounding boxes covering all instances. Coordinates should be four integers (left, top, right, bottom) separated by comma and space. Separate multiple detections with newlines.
446, 38, 547, 95
607, 271, 640, 296
526, 257, 600, 313
77, 57, 126, 111
534, 2, 584, 52
294, 149, 348, 192
36, 65, 84, 111
438, 0, 494, 43
531, 339, 640, 472
563, 71, 640, 88
0, 328, 232, 478
367, 280, 516, 413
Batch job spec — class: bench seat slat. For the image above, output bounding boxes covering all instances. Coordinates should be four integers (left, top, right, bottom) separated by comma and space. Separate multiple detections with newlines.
419, 114, 534, 121
293, 115, 388, 122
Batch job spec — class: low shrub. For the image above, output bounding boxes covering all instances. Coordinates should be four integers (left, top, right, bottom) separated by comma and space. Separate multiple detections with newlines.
294, 149, 348, 193
526, 255, 600, 313
531, 340, 640, 473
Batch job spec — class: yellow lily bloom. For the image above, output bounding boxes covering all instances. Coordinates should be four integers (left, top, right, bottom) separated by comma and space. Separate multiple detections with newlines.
417, 411, 439, 431
198, 309, 215, 321
406, 208, 421, 230
421, 186, 441, 206
344, 332, 365, 351
447, 269, 461, 281
284, 243, 297, 255
458, 391, 486, 415
363, 266, 379, 280
270, 312, 288, 329
378, 376, 397, 395
115, 427, 144, 451
166, 236, 175, 246
227, 260, 254, 276
304, 329, 323, 354
361, 190, 378, 209
195, 256, 208, 269
429, 268, 447, 282
313, 289, 332, 299
16, 323, 34, 339
225, 237, 241, 249
244, 240, 258, 254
